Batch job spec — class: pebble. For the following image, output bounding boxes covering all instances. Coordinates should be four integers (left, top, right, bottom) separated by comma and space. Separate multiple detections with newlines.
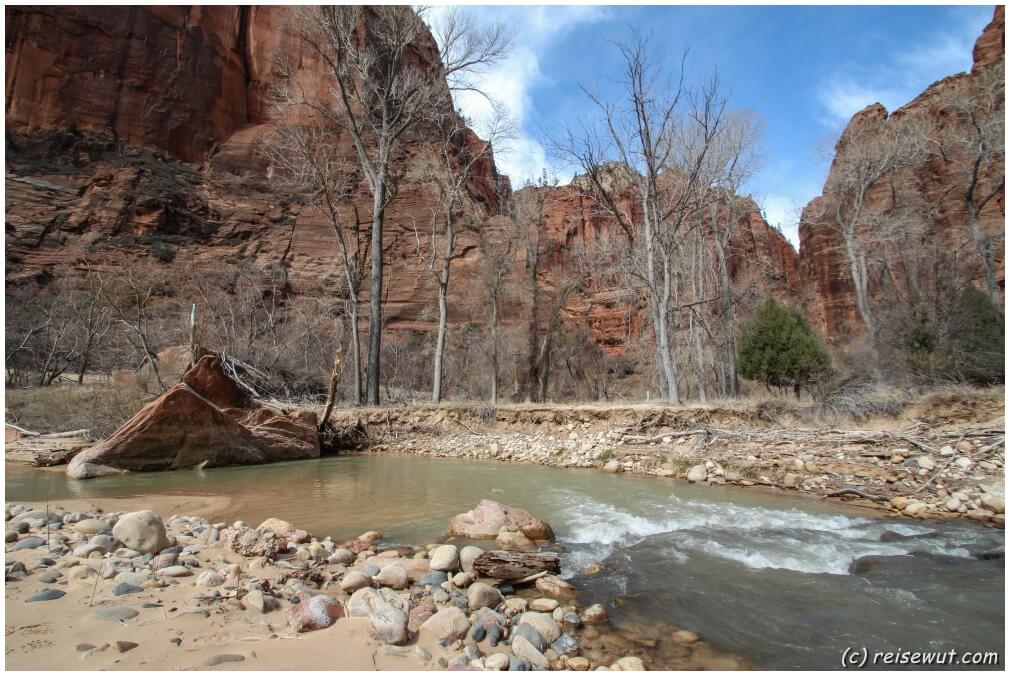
89, 607, 139, 622
8, 537, 45, 551
112, 583, 144, 596
375, 563, 408, 590
419, 571, 448, 587
341, 570, 372, 593
158, 565, 193, 577
566, 656, 590, 670
612, 656, 645, 670
115, 641, 139, 653
429, 544, 460, 572
26, 588, 65, 602
529, 598, 559, 612
197, 571, 225, 587
582, 603, 608, 625
466, 582, 503, 610
201, 654, 245, 667
486, 653, 510, 670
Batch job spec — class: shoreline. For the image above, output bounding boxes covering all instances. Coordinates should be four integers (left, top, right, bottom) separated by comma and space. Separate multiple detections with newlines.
4, 500, 747, 671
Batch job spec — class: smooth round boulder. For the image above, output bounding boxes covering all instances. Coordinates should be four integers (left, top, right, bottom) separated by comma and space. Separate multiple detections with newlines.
341, 570, 372, 593
112, 511, 170, 555
459, 545, 484, 573
429, 544, 460, 572
375, 563, 408, 590
466, 582, 503, 611
418, 606, 470, 642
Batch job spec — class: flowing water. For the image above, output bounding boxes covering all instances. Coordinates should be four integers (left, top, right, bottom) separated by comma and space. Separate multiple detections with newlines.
6, 454, 1005, 669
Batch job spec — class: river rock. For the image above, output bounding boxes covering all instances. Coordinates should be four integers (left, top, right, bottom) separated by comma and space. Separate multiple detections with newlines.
903, 502, 927, 517
505, 597, 528, 612
602, 460, 622, 473
201, 654, 245, 667
566, 656, 590, 670
67, 357, 320, 479
111, 511, 170, 554
112, 583, 144, 596
446, 500, 554, 541
512, 623, 547, 652
88, 534, 117, 553
552, 634, 579, 656
529, 598, 559, 612
89, 607, 139, 622
26, 588, 65, 602
955, 457, 973, 468
375, 563, 408, 590
582, 604, 608, 625
535, 575, 576, 600
258, 518, 298, 539
418, 606, 470, 642
511, 635, 549, 670
520, 612, 561, 643
407, 601, 437, 633
467, 582, 503, 611
418, 571, 448, 588
73, 544, 106, 558
914, 456, 936, 470
496, 529, 535, 552
429, 544, 460, 572
242, 589, 268, 613
672, 629, 699, 643
452, 571, 475, 588
890, 496, 909, 511
341, 570, 372, 593
686, 465, 707, 483
5, 531, 16, 543
73, 519, 110, 535
612, 656, 645, 670
981, 494, 1005, 514
8, 537, 45, 551
329, 548, 355, 565
197, 571, 224, 587
347, 587, 409, 645
158, 565, 193, 577
486, 653, 510, 670
945, 497, 962, 512
288, 595, 344, 632
459, 546, 484, 573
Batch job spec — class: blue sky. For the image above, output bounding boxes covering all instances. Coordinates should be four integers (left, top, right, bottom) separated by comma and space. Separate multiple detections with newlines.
429, 4, 994, 246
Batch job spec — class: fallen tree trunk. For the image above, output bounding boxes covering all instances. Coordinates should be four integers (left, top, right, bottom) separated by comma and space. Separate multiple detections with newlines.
472, 551, 560, 581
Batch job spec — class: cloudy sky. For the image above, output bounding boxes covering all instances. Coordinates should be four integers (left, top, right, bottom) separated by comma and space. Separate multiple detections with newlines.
426, 4, 993, 247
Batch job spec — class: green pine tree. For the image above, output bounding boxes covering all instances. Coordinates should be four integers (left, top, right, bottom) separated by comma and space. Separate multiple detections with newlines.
738, 297, 832, 396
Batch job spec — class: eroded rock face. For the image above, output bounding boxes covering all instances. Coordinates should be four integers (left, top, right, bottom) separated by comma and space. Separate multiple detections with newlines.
798, 6, 1005, 340
447, 500, 555, 541
67, 356, 319, 479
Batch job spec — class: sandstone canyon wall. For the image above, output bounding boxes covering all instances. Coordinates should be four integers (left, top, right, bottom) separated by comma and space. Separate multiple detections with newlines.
797, 6, 1004, 341
5, 4, 796, 365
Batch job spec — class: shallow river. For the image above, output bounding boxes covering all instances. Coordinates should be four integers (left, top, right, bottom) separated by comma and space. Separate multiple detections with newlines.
6, 454, 1005, 669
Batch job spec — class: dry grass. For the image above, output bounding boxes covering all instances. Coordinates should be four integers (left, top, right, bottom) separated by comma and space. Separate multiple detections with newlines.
5, 381, 149, 440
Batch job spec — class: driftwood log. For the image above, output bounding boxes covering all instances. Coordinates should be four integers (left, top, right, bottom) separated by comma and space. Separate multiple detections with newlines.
472, 551, 560, 581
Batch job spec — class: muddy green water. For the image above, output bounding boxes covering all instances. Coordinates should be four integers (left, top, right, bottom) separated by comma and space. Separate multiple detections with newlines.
6, 454, 1005, 669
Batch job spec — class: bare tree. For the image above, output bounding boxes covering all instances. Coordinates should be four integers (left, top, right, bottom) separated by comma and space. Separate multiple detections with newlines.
287, 6, 509, 405
99, 262, 169, 392
70, 263, 113, 384
931, 61, 1005, 309
479, 204, 524, 404
812, 109, 927, 380
554, 33, 745, 404
415, 105, 512, 403
262, 95, 368, 403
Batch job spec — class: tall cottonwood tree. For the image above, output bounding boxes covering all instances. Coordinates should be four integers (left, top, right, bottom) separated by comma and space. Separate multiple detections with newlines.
262, 100, 368, 403
415, 105, 512, 404
555, 33, 754, 404
288, 6, 508, 404
813, 111, 926, 380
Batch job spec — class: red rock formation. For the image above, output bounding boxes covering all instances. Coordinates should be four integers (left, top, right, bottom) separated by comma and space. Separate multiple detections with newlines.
4, 4, 879, 373
67, 356, 319, 479
798, 6, 1004, 341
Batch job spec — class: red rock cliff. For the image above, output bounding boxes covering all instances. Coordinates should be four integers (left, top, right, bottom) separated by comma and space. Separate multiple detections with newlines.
797, 6, 1004, 340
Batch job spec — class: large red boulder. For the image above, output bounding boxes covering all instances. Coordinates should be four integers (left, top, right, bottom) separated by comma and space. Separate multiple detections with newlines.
446, 500, 555, 541
67, 356, 318, 479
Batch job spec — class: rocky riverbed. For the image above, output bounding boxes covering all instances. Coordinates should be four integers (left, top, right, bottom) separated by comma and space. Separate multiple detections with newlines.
4, 500, 741, 670
368, 420, 1005, 527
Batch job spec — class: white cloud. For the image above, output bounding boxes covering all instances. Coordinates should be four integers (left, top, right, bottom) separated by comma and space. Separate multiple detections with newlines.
761, 194, 802, 247
425, 5, 609, 185
816, 8, 991, 127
